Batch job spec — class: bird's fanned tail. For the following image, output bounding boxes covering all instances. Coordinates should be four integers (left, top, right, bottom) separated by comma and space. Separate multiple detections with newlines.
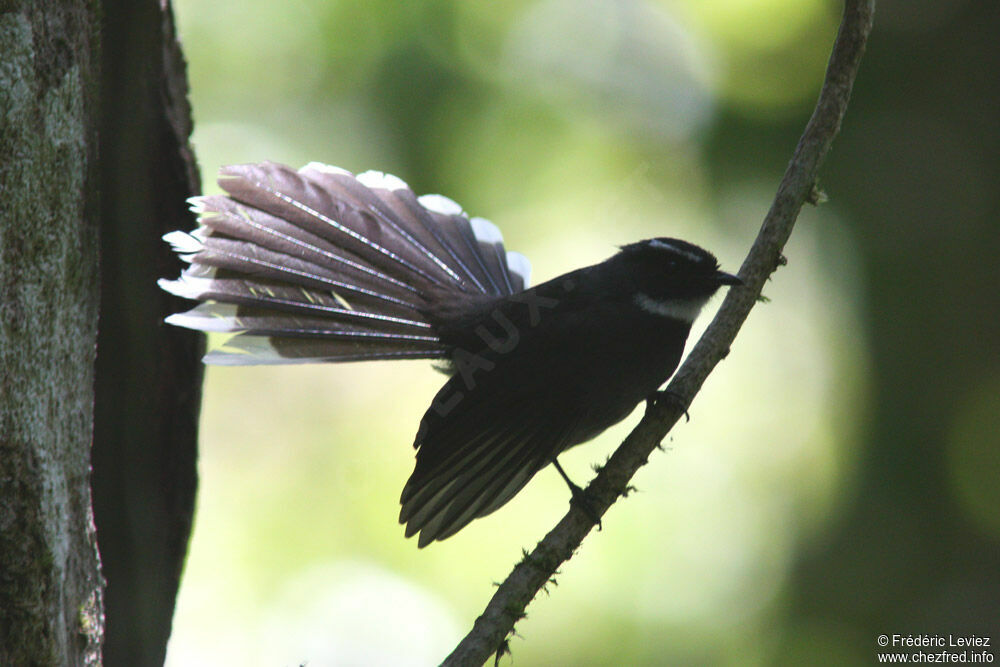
160, 161, 531, 364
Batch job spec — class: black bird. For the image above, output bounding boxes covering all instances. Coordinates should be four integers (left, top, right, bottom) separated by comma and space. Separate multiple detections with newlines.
160, 161, 741, 547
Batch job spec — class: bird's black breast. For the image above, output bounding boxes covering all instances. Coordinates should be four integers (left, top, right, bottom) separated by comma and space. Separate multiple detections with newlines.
417, 270, 693, 466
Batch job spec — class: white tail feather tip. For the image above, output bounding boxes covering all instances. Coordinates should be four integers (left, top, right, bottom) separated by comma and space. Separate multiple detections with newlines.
506, 251, 531, 288
300, 162, 352, 176
164, 304, 241, 332
470, 217, 503, 244
187, 196, 210, 214
162, 230, 204, 254
357, 170, 409, 191
158, 275, 213, 300
418, 194, 464, 216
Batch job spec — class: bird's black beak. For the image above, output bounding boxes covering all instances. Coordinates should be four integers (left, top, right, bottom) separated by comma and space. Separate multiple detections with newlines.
714, 270, 743, 286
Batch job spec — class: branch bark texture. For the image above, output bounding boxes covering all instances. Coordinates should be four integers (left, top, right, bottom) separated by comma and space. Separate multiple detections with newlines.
442, 1, 875, 664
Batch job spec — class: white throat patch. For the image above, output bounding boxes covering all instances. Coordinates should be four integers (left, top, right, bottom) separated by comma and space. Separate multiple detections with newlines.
634, 292, 707, 323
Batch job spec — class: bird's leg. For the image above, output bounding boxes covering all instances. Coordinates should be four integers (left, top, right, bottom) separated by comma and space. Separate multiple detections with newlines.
552, 459, 602, 529
646, 389, 690, 422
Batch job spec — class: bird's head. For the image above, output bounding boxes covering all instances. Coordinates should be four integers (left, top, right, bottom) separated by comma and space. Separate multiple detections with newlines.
617, 237, 741, 323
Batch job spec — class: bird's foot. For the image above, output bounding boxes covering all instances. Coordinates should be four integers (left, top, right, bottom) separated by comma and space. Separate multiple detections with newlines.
553, 459, 602, 529
646, 389, 690, 422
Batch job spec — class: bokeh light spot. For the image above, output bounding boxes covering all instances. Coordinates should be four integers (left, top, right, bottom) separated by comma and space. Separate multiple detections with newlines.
947, 373, 1000, 539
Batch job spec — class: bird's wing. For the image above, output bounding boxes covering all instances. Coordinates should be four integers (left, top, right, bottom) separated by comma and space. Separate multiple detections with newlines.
398, 347, 589, 547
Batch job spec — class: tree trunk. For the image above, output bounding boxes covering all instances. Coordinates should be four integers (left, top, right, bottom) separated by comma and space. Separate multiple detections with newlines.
0, 3, 104, 664
92, 0, 203, 664
1, 0, 201, 663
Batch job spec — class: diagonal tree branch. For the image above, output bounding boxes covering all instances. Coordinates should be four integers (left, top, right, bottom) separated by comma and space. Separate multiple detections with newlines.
442, 1, 876, 665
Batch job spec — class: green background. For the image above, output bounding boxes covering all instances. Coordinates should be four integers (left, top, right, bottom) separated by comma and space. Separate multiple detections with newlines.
164, 1, 1000, 664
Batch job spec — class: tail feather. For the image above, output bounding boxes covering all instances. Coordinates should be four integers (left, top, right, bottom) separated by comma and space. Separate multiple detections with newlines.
219, 162, 462, 290
307, 167, 474, 288
192, 195, 424, 303
468, 216, 517, 294
161, 161, 531, 364
176, 234, 423, 314
160, 275, 433, 334
387, 189, 499, 295
203, 331, 447, 366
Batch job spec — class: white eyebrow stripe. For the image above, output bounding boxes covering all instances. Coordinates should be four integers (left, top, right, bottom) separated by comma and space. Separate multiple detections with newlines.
649, 239, 705, 264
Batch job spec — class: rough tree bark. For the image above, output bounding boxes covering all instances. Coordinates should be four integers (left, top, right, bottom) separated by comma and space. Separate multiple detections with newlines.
0, 3, 104, 665
1, 0, 201, 663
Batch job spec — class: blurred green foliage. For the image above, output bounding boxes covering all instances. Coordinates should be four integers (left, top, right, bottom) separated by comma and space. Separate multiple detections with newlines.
166, 0, 1000, 665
